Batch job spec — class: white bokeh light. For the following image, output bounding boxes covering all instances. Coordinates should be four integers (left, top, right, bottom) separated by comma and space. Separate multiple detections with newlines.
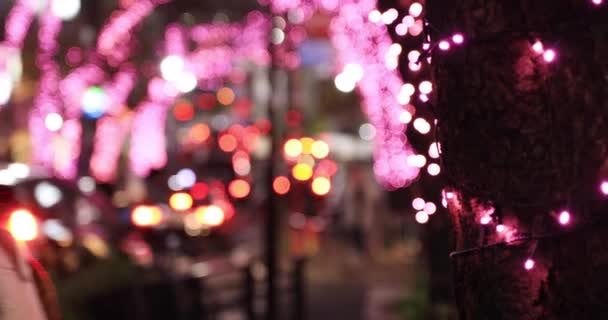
343, 63, 364, 82
415, 211, 429, 224
77, 176, 96, 194
334, 73, 356, 93
412, 197, 425, 210
0, 72, 12, 106
176, 168, 196, 189
413, 118, 431, 134
427, 163, 441, 176
359, 123, 376, 141
35, 182, 63, 208
45, 113, 64, 132
424, 202, 437, 214
176, 72, 198, 93
160, 55, 185, 82
7, 163, 30, 179
51, 0, 81, 21
409, 3, 423, 17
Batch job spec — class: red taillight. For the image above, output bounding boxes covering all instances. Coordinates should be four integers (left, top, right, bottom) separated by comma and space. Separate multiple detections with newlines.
7, 209, 38, 241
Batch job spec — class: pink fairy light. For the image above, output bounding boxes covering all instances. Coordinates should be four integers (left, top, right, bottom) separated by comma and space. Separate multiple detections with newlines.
327, 0, 419, 189
97, 0, 169, 61
91, 116, 132, 182
543, 49, 556, 62
524, 258, 535, 270
30, 6, 63, 172
438, 40, 450, 51
480, 215, 492, 225
129, 101, 168, 177
3, 0, 37, 48
558, 210, 571, 225
600, 181, 608, 195
451, 33, 464, 44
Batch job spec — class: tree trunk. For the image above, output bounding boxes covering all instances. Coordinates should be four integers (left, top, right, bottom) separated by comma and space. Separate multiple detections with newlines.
426, 1, 608, 319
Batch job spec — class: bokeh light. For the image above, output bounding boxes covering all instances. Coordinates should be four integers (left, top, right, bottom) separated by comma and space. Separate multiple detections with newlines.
284, 138, 303, 158
190, 182, 209, 200
412, 197, 425, 210
228, 179, 251, 199
292, 163, 313, 181
7, 209, 38, 241
300, 137, 315, 155
45, 113, 63, 132
190, 123, 211, 143
311, 140, 329, 159
82, 86, 108, 119
273, 176, 291, 195
131, 205, 163, 227
218, 134, 238, 152
415, 211, 429, 224
169, 192, 193, 211
194, 205, 225, 227
51, 0, 81, 21
217, 87, 235, 105
160, 55, 185, 81
173, 100, 194, 121
311, 176, 331, 196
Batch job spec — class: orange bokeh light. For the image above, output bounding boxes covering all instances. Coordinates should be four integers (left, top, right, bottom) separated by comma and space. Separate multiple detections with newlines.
228, 179, 251, 199
169, 192, 193, 211
131, 205, 163, 227
311, 177, 331, 196
292, 163, 313, 181
7, 209, 38, 241
311, 140, 329, 159
218, 134, 238, 152
194, 205, 225, 227
273, 176, 291, 195
300, 137, 315, 155
190, 124, 211, 143
217, 87, 235, 105
284, 138, 303, 158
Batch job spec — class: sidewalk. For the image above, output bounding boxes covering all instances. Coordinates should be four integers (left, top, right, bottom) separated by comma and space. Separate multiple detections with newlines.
306, 234, 421, 320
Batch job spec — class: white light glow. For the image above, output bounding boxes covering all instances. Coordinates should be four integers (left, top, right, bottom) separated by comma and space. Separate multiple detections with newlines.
34, 182, 63, 208
51, 0, 81, 21
160, 55, 185, 82
176, 72, 197, 93
45, 113, 64, 132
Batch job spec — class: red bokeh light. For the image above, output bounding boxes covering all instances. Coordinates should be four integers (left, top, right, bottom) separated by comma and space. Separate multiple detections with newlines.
198, 93, 217, 110
190, 182, 209, 200
286, 109, 302, 127
173, 100, 194, 121
255, 118, 272, 135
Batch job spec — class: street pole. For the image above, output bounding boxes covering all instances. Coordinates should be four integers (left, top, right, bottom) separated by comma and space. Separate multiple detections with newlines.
265, 13, 281, 320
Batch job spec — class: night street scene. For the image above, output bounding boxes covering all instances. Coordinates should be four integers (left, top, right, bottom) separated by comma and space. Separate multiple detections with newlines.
0, 0, 606, 319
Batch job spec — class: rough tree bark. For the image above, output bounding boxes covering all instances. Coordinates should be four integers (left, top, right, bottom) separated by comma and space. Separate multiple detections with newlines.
425, 1, 608, 319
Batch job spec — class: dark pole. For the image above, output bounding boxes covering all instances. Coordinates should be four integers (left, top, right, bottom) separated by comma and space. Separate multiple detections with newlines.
265, 13, 281, 320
